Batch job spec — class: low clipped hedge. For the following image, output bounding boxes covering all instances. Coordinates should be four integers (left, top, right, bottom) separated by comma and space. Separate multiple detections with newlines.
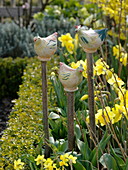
0, 57, 58, 169
0, 57, 28, 100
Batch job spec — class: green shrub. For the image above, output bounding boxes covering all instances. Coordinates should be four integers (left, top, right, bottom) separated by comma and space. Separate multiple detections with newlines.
0, 56, 59, 169
32, 15, 80, 37
0, 57, 28, 100
0, 22, 34, 58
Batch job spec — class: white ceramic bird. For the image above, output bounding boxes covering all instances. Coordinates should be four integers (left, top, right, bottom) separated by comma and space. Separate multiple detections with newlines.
75, 25, 108, 53
34, 32, 58, 61
58, 62, 83, 92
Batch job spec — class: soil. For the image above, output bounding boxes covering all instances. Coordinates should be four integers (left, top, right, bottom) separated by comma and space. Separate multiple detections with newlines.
0, 98, 14, 137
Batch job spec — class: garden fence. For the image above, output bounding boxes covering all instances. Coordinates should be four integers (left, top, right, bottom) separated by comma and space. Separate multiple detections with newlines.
0, 0, 41, 21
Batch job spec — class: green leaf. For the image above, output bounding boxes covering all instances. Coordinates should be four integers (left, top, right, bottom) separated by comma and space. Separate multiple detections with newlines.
99, 153, 119, 170
49, 112, 60, 119
59, 140, 68, 152
76, 139, 90, 161
73, 161, 86, 170
110, 145, 125, 169
90, 132, 111, 166
35, 139, 44, 155
75, 124, 81, 139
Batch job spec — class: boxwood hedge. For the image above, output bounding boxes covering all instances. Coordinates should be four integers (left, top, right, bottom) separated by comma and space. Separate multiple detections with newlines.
0, 56, 58, 169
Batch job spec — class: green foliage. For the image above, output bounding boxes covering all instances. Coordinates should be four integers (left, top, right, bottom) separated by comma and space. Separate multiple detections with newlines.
33, 15, 80, 38
0, 57, 28, 99
0, 22, 34, 58
0, 57, 57, 169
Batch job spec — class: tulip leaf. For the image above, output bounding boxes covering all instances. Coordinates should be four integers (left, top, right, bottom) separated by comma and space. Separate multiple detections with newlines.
99, 153, 118, 170
90, 132, 111, 166
73, 161, 87, 170
75, 124, 81, 139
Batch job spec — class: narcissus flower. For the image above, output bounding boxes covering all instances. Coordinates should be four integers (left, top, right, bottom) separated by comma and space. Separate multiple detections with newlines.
107, 74, 124, 87
95, 106, 115, 126
68, 155, 77, 164
113, 44, 128, 66
44, 158, 57, 170
80, 94, 88, 100
59, 153, 69, 167
14, 159, 24, 170
94, 59, 109, 76
71, 60, 87, 78
58, 33, 73, 47
112, 104, 122, 123
65, 41, 74, 54
35, 155, 46, 165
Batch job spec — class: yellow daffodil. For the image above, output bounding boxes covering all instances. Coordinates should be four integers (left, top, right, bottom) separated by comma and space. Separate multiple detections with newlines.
44, 158, 57, 170
95, 106, 115, 126
107, 74, 124, 88
113, 44, 127, 66
112, 104, 122, 123
58, 33, 73, 47
65, 41, 74, 54
35, 155, 46, 165
118, 89, 128, 118
14, 159, 24, 170
80, 94, 88, 101
68, 155, 77, 164
105, 69, 113, 80
94, 59, 108, 76
59, 153, 69, 167
71, 60, 87, 78
120, 53, 128, 66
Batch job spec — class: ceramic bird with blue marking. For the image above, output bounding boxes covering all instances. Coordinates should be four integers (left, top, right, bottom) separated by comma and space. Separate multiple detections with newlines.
75, 25, 108, 53
58, 62, 83, 92
34, 32, 58, 61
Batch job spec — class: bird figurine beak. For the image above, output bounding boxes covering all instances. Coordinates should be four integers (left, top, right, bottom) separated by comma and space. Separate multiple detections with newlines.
33, 37, 37, 42
53, 32, 58, 37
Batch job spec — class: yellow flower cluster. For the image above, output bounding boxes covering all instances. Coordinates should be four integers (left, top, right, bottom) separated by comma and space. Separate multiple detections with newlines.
35, 155, 58, 170
113, 44, 128, 66
90, 0, 128, 26
58, 33, 79, 54
14, 159, 24, 170
71, 59, 87, 78
71, 57, 127, 125
86, 100, 127, 126
59, 153, 77, 167
14, 154, 77, 170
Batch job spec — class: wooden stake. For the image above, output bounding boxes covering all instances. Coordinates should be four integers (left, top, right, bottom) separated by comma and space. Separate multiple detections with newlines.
86, 53, 96, 149
67, 92, 75, 151
41, 61, 50, 158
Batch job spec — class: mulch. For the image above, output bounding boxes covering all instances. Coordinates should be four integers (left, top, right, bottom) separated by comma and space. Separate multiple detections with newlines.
0, 98, 13, 137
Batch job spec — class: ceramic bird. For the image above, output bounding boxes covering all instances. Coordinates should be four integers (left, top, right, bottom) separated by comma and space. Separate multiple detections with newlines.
75, 25, 108, 53
34, 32, 58, 61
58, 62, 83, 92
